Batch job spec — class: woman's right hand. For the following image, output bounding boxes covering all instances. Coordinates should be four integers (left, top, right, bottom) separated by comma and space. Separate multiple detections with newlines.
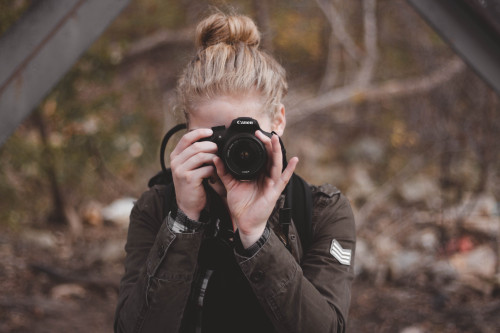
170, 128, 218, 221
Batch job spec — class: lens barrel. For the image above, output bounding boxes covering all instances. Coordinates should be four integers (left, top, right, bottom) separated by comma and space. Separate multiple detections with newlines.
223, 133, 267, 180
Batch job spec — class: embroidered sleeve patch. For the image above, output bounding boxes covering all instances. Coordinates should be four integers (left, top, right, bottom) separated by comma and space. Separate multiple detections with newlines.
330, 239, 352, 266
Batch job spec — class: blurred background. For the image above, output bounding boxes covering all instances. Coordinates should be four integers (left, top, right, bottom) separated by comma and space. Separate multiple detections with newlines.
0, 0, 499, 332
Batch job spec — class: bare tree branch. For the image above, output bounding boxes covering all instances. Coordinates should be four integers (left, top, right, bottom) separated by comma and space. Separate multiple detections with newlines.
125, 28, 193, 59
355, 154, 426, 229
287, 58, 465, 125
364, 58, 464, 98
319, 32, 340, 92
355, 0, 378, 86
253, 0, 274, 52
314, 0, 362, 62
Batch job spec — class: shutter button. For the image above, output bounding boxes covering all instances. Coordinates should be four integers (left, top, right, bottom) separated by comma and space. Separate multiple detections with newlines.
250, 270, 265, 283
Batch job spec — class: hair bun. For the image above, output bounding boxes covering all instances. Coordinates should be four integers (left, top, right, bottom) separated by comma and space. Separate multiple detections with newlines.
195, 13, 260, 49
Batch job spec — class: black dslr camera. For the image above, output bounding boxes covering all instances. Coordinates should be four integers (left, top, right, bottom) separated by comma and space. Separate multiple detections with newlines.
201, 117, 273, 180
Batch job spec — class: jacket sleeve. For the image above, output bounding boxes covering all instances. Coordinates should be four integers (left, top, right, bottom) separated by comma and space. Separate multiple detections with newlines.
234, 188, 356, 333
114, 186, 204, 333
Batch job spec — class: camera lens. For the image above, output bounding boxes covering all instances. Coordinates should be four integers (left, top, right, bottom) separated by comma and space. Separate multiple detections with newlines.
223, 135, 267, 180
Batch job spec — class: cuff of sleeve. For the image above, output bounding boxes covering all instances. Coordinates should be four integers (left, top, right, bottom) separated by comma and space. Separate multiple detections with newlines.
234, 226, 270, 258
167, 208, 208, 234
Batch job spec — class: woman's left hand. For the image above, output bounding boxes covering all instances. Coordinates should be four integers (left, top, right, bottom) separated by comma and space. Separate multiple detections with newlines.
213, 131, 299, 249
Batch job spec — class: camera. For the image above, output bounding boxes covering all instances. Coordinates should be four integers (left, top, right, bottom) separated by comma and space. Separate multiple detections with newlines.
201, 117, 272, 180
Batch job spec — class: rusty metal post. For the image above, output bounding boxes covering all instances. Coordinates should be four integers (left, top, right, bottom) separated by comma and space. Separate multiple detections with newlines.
0, 0, 131, 146
407, 0, 500, 96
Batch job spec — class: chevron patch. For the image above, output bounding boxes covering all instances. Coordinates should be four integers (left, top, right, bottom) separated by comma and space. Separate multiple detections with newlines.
330, 239, 352, 266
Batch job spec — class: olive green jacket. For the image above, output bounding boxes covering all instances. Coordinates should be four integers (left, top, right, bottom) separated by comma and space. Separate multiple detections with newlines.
114, 182, 356, 333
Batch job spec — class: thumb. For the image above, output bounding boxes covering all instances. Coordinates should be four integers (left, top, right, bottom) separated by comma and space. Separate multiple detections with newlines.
213, 156, 233, 188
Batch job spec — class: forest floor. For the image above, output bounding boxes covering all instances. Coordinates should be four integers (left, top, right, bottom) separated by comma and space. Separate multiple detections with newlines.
1, 223, 499, 333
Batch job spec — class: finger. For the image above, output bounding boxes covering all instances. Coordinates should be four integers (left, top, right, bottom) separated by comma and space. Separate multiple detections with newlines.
255, 130, 276, 175
269, 134, 284, 180
172, 141, 218, 167
180, 152, 217, 172
213, 156, 233, 188
256, 131, 283, 180
171, 128, 213, 158
277, 156, 299, 191
188, 164, 215, 183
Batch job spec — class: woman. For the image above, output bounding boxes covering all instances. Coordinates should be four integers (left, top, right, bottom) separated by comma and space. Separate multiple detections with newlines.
114, 12, 355, 333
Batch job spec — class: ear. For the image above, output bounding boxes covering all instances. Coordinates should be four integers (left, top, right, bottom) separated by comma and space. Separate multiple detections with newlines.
272, 104, 286, 136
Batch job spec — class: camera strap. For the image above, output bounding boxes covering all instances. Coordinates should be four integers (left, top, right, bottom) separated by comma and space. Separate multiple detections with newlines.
160, 123, 187, 176
280, 173, 313, 254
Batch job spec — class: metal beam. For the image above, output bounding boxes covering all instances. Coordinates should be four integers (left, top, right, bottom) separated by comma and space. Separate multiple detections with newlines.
0, 0, 131, 146
407, 0, 500, 95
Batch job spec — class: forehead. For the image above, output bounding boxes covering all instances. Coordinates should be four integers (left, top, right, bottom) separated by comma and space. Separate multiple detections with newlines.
189, 94, 267, 129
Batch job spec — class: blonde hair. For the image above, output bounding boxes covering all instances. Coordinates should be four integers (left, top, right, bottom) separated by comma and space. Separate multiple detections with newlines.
177, 12, 288, 122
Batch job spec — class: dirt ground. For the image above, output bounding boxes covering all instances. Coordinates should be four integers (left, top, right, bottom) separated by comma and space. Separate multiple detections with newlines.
1, 223, 499, 333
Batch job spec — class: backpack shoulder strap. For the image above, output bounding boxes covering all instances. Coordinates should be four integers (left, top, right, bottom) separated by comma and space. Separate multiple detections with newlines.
286, 173, 313, 253
148, 168, 177, 219
148, 169, 173, 188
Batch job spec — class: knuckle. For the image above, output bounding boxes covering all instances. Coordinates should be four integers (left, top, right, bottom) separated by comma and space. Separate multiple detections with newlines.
179, 134, 190, 145
171, 169, 182, 181
170, 161, 178, 171
186, 141, 200, 154
190, 155, 201, 167
192, 141, 203, 151
195, 153, 207, 164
